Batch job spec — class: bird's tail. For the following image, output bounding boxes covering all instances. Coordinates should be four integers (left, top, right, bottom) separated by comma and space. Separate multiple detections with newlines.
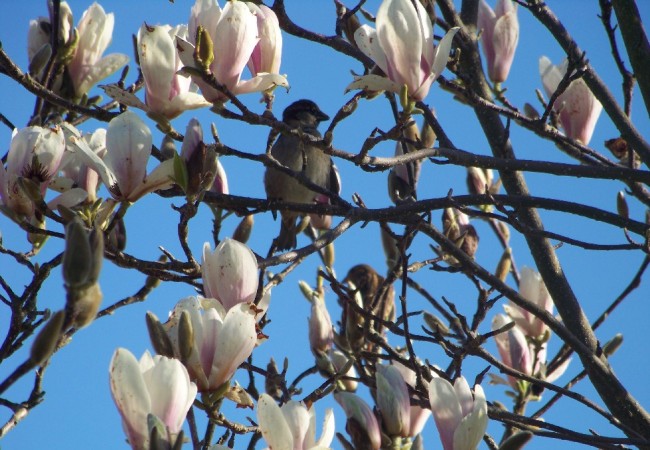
275, 215, 298, 250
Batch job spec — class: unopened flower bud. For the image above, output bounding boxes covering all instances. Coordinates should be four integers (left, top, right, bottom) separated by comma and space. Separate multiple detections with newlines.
603, 333, 623, 357
376, 365, 410, 437
323, 241, 335, 269
146, 311, 175, 358
498, 431, 534, 450
63, 218, 104, 288
232, 215, 254, 244
423, 312, 449, 336
308, 297, 334, 356
178, 310, 194, 362
30, 310, 65, 366
67, 282, 103, 328
264, 358, 284, 400
495, 247, 512, 282
335, 392, 381, 450
616, 191, 628, 220
195, 26, 214, 71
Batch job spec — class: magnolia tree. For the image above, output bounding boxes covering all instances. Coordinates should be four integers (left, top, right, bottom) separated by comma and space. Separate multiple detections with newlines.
0, 0, 649, 449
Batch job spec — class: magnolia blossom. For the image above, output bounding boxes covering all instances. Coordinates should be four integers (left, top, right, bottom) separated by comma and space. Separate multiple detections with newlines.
178, 0, 288, 103
72, 110, 175, 202
491, 314, 570, 388
504, 267, 553, 338
137, 24, 210, 118
202, 238, 259, 311
539, 56, 603, 145
109, 348, 197, 450
429, 376, 488, 450
376, 364, 411, 437
27, 2, 74, 79
308, 295, 334, 357
246, 4, 283, 76
334, 392, 381, 450
392, 362, 431, 437
163, 296, 258, 392
349, 0, 459, 101
66, 3, 129, 97
0, 126, 66, 217
492, 314, 534, 386
56, 127, 106, 202
329, 350, 358, 392
477, 0, 519, 83
257, 393, 335, 450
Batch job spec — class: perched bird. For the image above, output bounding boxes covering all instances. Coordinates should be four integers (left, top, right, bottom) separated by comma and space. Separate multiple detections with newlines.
340, 264, 395, 353
264, 99, 338, 250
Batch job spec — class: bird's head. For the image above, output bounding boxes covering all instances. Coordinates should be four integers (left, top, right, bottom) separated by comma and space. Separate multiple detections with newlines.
282, 99, 329, 129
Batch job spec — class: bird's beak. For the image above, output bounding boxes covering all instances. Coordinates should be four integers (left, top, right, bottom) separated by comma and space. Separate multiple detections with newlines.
315, 109, 330, 122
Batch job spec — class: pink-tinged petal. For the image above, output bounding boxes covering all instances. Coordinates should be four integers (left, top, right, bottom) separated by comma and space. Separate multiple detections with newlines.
560, 79, 602, 145
68, 3, 128, 95
428, 27, 460, 85
257, 393, 294, 450
211, 159, 229, 195
539, 56, 563, 98
203, 238, 259, 311
376, 0, 423, 93
181, 118, 204, 161
209, 303, 257, 388
138, 24, 177, 113
429, 377, 462, 450
175, 36, 199, 69
376, 364, 411, 437
452, 384, 488, 450
334, 392, 381, 450
127, 158, 175, 202
109, 348, 151, 450
508, 325, 532, 374
478, 0, 497, 66
281, 401, 311, 449
71, 134, 118, 195
309, 297, 334, 356
142, 353, 197, 434
454, 376, 474, 418
492, 314, 514, 369
189, 0, 222, 46
105, 111, 152, 200
247, 4, 283, 75
232, 72, 289, 95
78, 54, 130, 99
7, 126, 65, 181
212, 1, 259, 89
198, 307, 222, 382
354, 25, 389, 74
490, 7, 518, 83
166, 93, 211, 117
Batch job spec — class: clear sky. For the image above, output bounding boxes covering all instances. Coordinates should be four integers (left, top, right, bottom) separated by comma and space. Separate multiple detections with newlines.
1, 1, 649, 449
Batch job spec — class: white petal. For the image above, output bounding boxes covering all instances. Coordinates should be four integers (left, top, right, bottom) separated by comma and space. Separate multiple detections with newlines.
345, 74, 402, 95
257, 394, 294, 450
429, 377, 462, 450
353, 25, 389, 74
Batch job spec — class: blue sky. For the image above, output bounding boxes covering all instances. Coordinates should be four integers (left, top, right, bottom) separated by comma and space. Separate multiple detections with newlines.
1, 1, 649, 449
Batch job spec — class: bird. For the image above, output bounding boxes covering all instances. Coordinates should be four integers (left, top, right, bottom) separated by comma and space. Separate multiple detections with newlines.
264, 99, 338, 250
340, 264, 395, 353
